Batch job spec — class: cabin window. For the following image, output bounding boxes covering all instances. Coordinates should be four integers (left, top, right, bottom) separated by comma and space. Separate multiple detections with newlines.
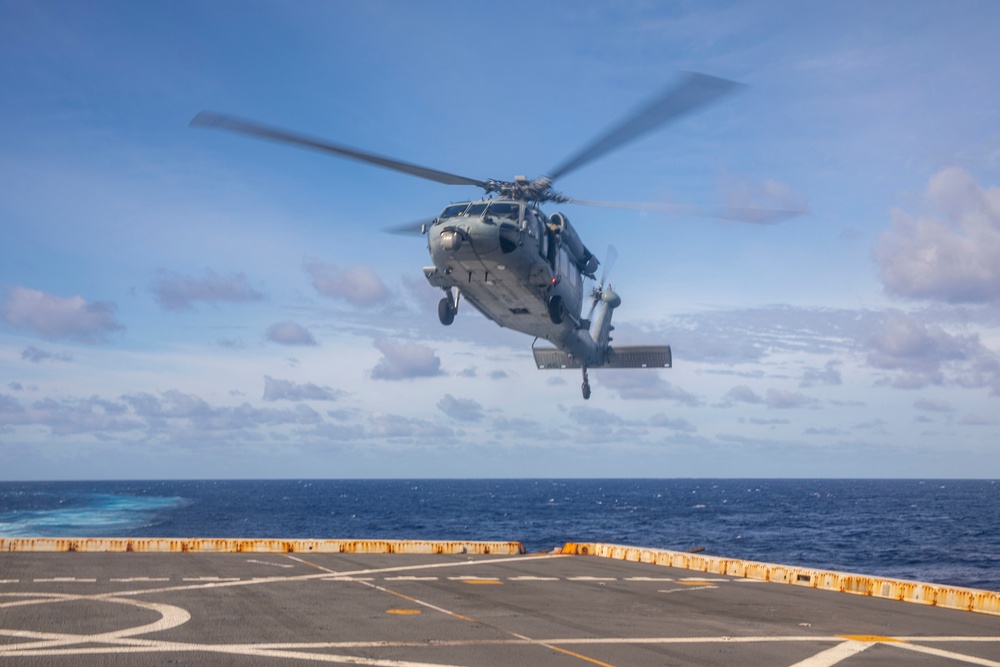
465, 203, 489, 216
439, 203, 470, 219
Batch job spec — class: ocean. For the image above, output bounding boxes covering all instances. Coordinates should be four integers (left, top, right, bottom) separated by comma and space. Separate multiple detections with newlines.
0, 479, 996, 591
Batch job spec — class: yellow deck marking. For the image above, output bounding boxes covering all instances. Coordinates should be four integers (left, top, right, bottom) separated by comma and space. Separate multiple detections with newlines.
291, 555, 618, 666
463, 579, 503, 585
838, 635, 901, 643
386, 609, 421, 615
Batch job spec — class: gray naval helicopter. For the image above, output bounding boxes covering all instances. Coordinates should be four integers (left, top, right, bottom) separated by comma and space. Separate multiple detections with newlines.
193, 73, 761, 399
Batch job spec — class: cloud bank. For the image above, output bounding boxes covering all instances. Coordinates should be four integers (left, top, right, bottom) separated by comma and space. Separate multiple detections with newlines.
877, 167, 1000, 305
2, 287, 124, 342
305, 260, 391, 307
152, 269, 263, 311
370, 338, 443, 380
266, 321, 317, 346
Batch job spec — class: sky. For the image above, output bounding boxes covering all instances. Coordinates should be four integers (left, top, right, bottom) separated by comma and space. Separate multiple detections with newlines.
2, 1, 1000, 480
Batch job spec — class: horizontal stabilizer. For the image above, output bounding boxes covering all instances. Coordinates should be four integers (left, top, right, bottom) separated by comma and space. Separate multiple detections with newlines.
533, 345, 672, 370
605, 345, 672, 369
533, 347, 580, 369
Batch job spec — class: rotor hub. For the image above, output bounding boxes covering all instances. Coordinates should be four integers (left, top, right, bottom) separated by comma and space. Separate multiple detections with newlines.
483, 177, 568, 203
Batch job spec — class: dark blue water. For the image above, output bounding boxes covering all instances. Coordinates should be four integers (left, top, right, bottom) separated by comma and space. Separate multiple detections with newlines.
1, 479, 997, 591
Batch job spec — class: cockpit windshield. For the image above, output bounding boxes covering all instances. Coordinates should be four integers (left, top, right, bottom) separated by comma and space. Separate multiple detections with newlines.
439, 201, 521, 221
439, 203, 470, 219
486, 202, 520, 221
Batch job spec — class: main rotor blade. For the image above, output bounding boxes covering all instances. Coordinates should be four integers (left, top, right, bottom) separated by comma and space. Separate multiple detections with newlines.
564, 197, 806, 224
191, 112, 489, 189
599, 244, 618, 287
547, 73, 744, 183
384, 217, 434, 236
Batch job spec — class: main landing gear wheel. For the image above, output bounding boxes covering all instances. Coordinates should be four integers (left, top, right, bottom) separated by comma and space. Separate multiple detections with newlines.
581, 367, 591, 400
438, 297, 456, 326
548, 295, 566, 325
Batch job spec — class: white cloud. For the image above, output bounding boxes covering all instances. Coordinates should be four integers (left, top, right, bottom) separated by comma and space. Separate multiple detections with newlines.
370, 338, 443, 380
960, 413, 998, 426
122, 390, 322, 433
21, 345, 73, 363
2, 287, 124, 342
368, 413, 454, 439
718, 175, 811, 223
305, 259, 391, 307
721, 385, 763, 406
876, 167, 1000, 304
152, 268, 263, 310
266, 321, 317, 346
598, 370, 701, 403
437, 394, 484, 422
914, 398, 953, 413
800, 360, 842, 387
866, 309, 972, 375
0, 394, 139, 436
764, 388, 819, 410
649, 413, 697, 432
263, 376, 341, 402
721, 385, 817, 409
565, 405, 627, 426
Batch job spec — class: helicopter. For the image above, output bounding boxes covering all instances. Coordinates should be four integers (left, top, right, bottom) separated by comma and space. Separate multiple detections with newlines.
192, 73, 763, 399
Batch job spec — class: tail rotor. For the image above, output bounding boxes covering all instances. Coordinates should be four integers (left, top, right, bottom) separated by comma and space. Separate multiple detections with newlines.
588, 244, 618, 320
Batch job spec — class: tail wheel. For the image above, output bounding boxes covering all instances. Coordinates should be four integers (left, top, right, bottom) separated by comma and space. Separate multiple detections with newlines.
548, 295, 565, 324
438, 297, 455, 326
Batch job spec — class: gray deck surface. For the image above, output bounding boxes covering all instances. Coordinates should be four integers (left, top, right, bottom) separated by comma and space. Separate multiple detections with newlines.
2, 551, 998, 666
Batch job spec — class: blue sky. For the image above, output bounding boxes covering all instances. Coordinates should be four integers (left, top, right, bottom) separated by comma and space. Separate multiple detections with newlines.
3, 1, 1000, 479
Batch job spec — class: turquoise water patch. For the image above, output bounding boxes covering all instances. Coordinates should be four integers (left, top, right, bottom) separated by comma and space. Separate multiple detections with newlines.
0, 490, 183, 537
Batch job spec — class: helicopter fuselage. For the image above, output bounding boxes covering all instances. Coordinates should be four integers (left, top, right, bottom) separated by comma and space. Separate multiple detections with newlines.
191, 74, 739, 397
423, 198, 608, 366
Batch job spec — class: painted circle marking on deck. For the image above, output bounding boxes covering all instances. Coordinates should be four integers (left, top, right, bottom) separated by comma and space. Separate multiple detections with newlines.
2, 553, 998, 667
0, 591, 191, 652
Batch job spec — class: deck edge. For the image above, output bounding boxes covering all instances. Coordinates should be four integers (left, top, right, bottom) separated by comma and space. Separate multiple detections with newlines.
0, 537, 525, 555
561, 541, 1000, 616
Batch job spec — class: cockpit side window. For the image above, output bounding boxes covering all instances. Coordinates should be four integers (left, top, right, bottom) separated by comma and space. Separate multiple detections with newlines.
465, 203, 489, 216
440, 203, 470, 219
485, 202, 520, 221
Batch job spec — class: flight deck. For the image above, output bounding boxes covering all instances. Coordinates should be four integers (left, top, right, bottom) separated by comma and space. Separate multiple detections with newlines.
2, 539, 998, 666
